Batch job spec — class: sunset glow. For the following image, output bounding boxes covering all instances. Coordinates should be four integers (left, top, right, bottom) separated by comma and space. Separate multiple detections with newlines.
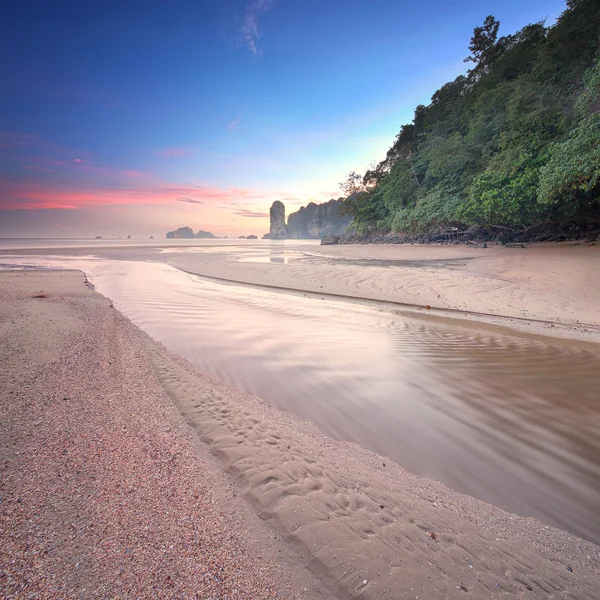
0, 0, 565, 237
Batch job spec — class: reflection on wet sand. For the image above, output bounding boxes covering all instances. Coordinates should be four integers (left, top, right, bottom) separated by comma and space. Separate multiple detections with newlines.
235, 247, 471, 269
78, 260, 600, 544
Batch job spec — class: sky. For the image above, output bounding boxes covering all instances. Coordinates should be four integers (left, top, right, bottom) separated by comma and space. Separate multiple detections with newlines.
0, 0, 567, 238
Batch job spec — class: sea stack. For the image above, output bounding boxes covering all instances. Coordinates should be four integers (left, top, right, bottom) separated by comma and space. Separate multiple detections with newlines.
269, 201, 287, 239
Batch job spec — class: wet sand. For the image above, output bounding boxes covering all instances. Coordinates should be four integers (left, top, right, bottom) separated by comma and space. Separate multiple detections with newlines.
0, 270, 320, 598
2, 239, 598, 340
80, 259, 600, 544
158, 241, 600, 339
1, 270, 600, 599
1, 242, 600, 543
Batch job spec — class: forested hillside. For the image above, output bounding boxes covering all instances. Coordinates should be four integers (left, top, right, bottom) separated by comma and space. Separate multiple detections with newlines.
340, 0, 600, 240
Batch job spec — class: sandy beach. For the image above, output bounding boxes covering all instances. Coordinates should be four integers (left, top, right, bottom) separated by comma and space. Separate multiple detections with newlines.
2, 239, 599, 337
0, 270, 324, 598
2, 268, 600, 599
158, 241, 600, 340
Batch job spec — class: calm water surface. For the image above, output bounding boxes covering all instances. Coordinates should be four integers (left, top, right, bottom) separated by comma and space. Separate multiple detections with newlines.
2, 254, 600, 543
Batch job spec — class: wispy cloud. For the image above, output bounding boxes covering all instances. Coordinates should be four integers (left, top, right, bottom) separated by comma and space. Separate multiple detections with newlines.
177, 197, 204, 204
22, 156, 151, 181
228, 115, 243, 130
156, 146, 195, 159
234, 208, 269, 218
23, 165, 54, 173
0, 131, 37, 149
0, 176, 287, 211
241, 0, 274, 56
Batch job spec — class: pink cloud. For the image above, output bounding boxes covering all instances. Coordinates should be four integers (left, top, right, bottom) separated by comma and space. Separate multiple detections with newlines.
24, 156, 152, 180
36, 158, 150, 177
0, 131, 37, 149
234, 208, 269, 218
177, 197, 204, 205
227, 115, 243, 131
23, 165, 54, 173
155, 146, 195, 159
0, 176, 291, 211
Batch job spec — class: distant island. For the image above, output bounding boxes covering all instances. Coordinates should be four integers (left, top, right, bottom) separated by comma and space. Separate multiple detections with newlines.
268, 199, 352, 240
166, 226, 216, 239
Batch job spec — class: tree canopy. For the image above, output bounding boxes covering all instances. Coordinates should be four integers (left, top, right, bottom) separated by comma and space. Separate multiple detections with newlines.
340, 0, 600, 238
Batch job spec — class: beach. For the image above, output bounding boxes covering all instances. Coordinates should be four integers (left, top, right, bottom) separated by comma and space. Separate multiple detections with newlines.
158, 240, 600, 340
2, 267, 600, 599
4, 239, 597, 339
0, 270, 322, 598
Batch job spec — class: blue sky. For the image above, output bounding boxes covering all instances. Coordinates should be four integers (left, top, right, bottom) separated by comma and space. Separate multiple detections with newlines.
0, 0, 567, 237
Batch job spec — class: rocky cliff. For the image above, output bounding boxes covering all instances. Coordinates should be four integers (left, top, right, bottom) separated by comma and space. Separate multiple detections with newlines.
269, 201, 287, 239
286, 198, 351, 239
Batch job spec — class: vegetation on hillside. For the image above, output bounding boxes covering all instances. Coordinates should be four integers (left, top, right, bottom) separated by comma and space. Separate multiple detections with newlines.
339, 0, 600, 238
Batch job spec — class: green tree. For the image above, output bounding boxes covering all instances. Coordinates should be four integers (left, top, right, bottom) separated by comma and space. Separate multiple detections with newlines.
537, 113, 600, 212
342, 0, 600, 237
464, 16, 513, 80
339, 171, 366, 197
458, 153, 546, 228
538, 60, 600, 217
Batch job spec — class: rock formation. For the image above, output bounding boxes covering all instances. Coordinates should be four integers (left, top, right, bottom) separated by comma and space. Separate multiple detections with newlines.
268, 199, 352, 239
287, 198, 351, 239
269, 201, 287, 239
196, 230, 216, 238
166, 227, 216, 239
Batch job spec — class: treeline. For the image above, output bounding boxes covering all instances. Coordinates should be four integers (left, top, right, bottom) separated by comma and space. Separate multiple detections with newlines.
340, 0, 600, 238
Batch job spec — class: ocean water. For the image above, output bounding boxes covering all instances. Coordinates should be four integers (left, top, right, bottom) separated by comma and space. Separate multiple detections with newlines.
1, 247, 600, 544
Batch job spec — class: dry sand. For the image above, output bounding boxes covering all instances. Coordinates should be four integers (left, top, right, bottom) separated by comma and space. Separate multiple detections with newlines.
2, 269, 600, 599
162, 241, 600, 340
0, 270, 324, 599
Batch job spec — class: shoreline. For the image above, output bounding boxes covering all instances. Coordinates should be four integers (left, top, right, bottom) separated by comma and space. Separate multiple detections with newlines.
0, 270, 322, 598
2, 269, 599, 599
155, 240, 600, 343
172, 263, 600, 343
3, 239, 599, 342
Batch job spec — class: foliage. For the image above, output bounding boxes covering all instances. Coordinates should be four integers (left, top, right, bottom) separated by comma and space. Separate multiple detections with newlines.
464, 15, 514, 80
392, 187, 464, 233
339, 171, 367, 197
338, 0, 600, 235
337, 191, 365, 217
458, 152, 548, 227
538, 113, 600, 212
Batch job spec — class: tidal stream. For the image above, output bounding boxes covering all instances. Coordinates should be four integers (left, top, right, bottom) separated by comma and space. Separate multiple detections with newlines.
4, 255, 600, 543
